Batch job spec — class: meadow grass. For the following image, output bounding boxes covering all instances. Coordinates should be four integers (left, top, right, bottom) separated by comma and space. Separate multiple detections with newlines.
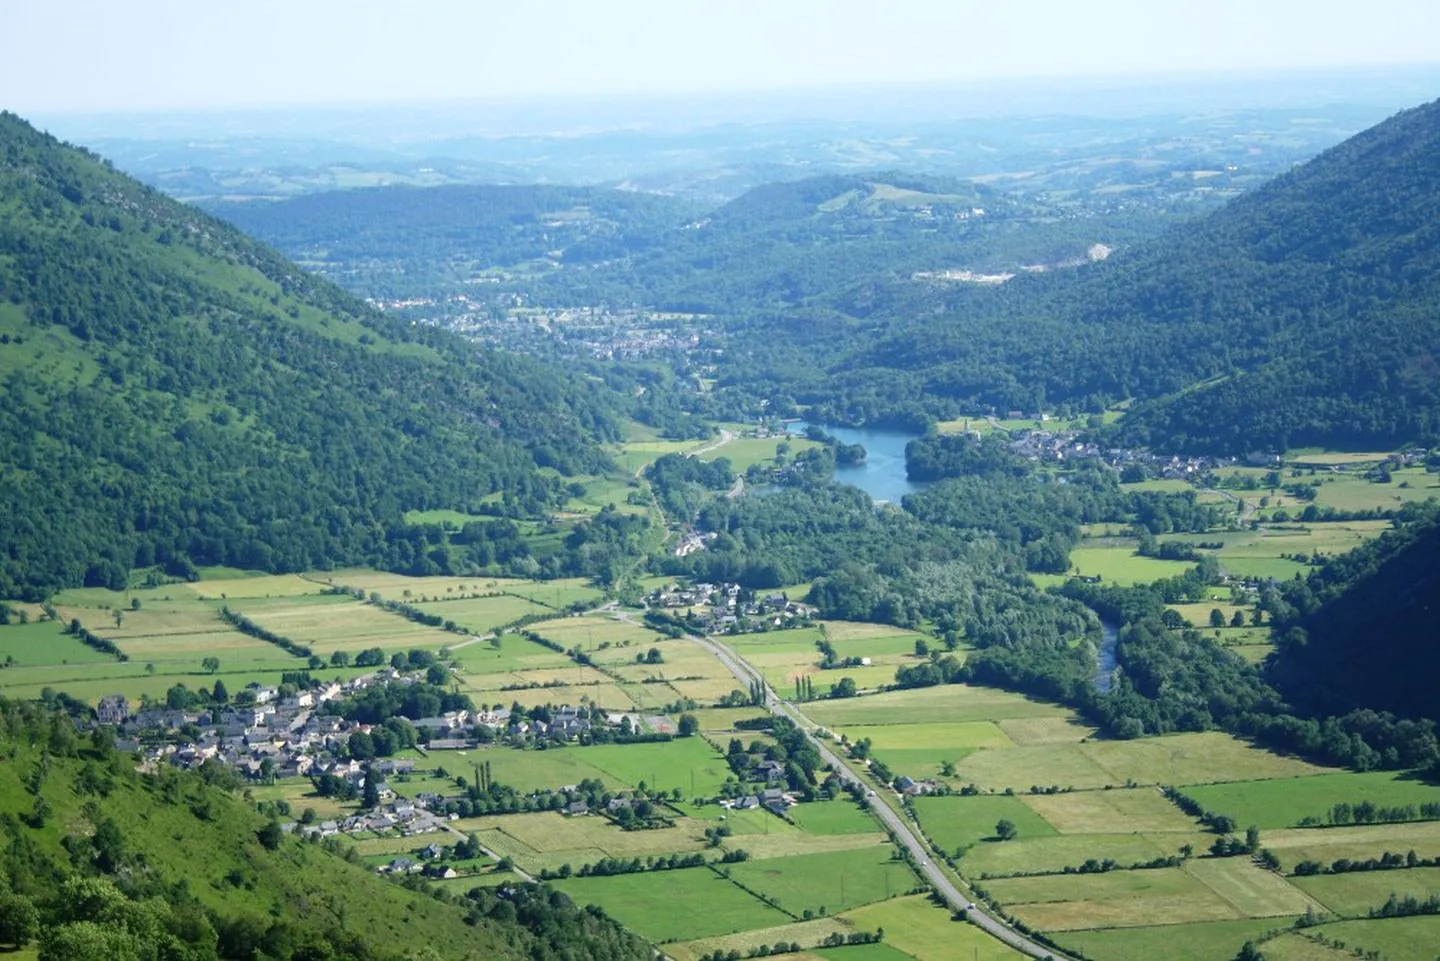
668, 919, 850, 961
958, 832, 1207, 879
551, 868, 791, 942
0, 621, 117, 666
806, 685, 1068, 728
838, 721, 1014, 772
986, 864, 1206, 905
1267, 916, 1440, 961
1020, 787, 1199, 834
1068, 546, 1195, 586
415, 594, 547, 634
842, 894, 1024, 960
1261, 820, 1440, 871
583, 737, 735, 797
1182, 856, 1318, 917
1184, 771, 1440, 829
995, 716, 1100, 746
788, 800, 881, 836
1290, 866, 1440, 916
912, 795, 1057, 854
727, 845, 918, 916
1054, 917, 1291, 961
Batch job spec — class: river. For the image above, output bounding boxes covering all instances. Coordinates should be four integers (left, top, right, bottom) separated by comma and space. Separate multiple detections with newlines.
789, 421, 931, 504
1094, 622, 1120, 692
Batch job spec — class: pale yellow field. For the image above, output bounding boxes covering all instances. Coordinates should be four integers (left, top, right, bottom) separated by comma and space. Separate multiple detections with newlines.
453, 811, 708, 871
843, 895, 1024, 960
997, 716, 1100, 746
1183, 857, 1320, 918
1021, 788, 1200, 834
235, 598, 452, 653
820, 621, 923, 641
1262, 821, 1440, 871
669, 920, 848, 961
1013, 891, 1242, 932
734, 832, 889, 860
309, 569, 529, 598
179, 574, 326, 599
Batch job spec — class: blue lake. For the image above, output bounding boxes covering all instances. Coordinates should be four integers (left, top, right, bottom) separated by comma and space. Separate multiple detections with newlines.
789, 421, 930, 504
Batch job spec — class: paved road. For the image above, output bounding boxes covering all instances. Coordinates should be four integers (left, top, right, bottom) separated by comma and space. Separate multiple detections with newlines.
691, 632, 1069, 961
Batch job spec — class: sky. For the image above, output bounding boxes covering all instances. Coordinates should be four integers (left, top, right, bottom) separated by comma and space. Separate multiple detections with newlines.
4, 0, 1439, 113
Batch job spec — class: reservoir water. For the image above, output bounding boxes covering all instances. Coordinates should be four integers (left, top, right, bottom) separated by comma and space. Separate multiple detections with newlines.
789, 422, 930, 504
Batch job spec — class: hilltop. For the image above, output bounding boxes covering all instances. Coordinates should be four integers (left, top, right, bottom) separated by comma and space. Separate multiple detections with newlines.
0, 113, 624, 600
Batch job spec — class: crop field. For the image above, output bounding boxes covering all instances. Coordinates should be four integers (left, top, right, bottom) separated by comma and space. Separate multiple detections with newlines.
551, 868, 791, 942
821, 622, 924, 642
1261, 820, 1440, 870
1183, 771, 1440, 829
807, 685, 1069, 728
1055, 918, 1290, 961
1007, 880, 1242, 931
732, 832, 888, 861
987, 864, 1207, 906
1019, 787, 1200, 834
493, 578, 607, 609
912, 795, 1057, 853
1291, 866, 1440, 916
786, 800, 881, 836
727, 845, 919, 916
1068, 545, 1196, 585
841, 895, 1024, 961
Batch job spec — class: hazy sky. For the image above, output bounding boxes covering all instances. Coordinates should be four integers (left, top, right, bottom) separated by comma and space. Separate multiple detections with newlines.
5, 0, 1439, 113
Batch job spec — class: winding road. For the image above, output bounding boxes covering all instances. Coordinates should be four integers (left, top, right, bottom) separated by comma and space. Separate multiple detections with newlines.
690, 632, 1069, 960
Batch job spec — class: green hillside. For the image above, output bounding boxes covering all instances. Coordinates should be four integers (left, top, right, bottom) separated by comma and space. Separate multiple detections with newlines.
0, 697, 651, 960
0, 112, 624, 600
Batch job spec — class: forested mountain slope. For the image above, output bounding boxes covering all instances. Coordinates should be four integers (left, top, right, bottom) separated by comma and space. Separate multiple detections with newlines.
0, 697, 650, 960
811, 98, 1440, 448
0, 113, 622, 599
1266, 509, 1440, 721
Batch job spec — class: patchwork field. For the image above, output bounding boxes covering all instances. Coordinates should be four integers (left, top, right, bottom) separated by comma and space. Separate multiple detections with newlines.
1259, 916, 1440, 961
1019, 787, 1199, 834
1068, 545, 1196, 585
807, 685, 1069, 728
959, 833, 1201, 878
230, 594, 454, 654
835, 721, 1014, 771
455, 810, 710, 873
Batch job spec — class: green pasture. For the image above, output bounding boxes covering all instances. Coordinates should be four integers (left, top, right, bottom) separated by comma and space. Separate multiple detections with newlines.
0, 621, 118, 667
913, 795, 1057, 854
838, 721, 1014, 771
1292, 866, 1440, 916
787, 800, 880, 836
727, 845, 918, 916
1020, 787, 1200, 835
1266, 916, 1440, 961
583, 737, 734, 797
1184, 771, 1440, 830
552, 868, 790, 942
416, 594, 548, 634
843, 895, 1024, 961
1068, 546, 1195, 585
807, 685, 1067, 728
1055, 918, 1290, 961
959, 832, 1204, 879
1262, 820, 1440, 871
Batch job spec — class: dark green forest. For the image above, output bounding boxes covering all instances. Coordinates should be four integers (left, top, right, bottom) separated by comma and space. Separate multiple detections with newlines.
0, 113, 625, 599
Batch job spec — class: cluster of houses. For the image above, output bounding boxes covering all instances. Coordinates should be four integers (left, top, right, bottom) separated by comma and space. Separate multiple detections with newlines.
647, 581, 813, 633
96, 674, 670, 788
